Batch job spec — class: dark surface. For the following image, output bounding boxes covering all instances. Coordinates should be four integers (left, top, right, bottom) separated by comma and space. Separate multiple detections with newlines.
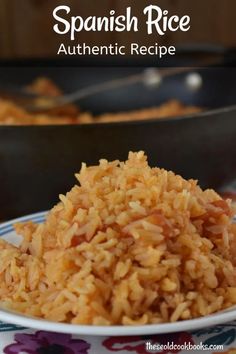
0, 66, 236, 219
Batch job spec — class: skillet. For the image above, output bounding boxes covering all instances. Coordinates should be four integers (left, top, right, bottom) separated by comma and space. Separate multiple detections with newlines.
0, 62, 236, 219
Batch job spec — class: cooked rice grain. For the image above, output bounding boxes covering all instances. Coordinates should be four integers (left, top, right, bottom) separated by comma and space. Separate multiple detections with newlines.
0, 151, 236, 325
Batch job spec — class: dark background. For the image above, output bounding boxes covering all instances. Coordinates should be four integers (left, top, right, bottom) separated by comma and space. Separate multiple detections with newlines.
0, 0, 235, 60
0, 1, 236, 219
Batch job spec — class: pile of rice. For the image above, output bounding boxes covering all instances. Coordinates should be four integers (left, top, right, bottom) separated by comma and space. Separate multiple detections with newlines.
0, 151, 236, 325
0, 98, 200, 126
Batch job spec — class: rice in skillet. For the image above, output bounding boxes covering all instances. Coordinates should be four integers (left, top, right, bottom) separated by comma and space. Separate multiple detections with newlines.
0, 151, 236, 325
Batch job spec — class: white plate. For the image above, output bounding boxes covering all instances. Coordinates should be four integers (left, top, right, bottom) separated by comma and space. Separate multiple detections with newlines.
0, 211, 236, 336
